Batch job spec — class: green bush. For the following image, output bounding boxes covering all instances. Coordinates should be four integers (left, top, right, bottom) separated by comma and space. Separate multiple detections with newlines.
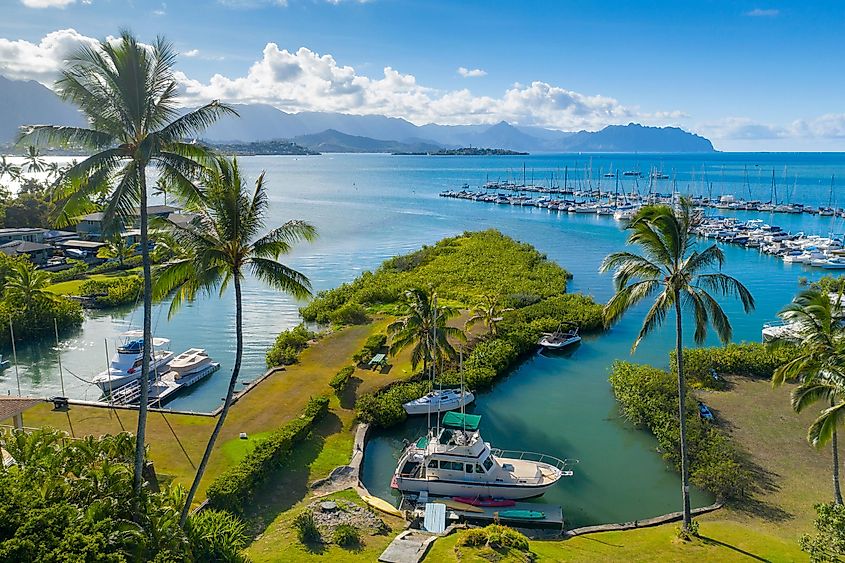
352, 333, 386, 364
49, 259, 88, 283
206, 396, 329, 514
499, 293, 605, 334
456, 525, 530, 551
674, 342, 798, 386
88, 255, 142, 274
0, 296, 83, 349
332, 523, 360, 547
609, 361, 752, 500
300, 230, 574, 324
355, 380, 429, 427
330, 302, 369, 325
292, 511, 321, 544
266, 324, 316, 367
79, 276, 142, 307
330, 366, 355, 395
186, 509, 249, 562
801, 502, 845, 562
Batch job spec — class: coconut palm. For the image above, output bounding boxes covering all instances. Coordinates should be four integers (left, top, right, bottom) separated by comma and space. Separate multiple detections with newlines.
0, 156, 21, 182
388, 288, 465, 375
600, 200, 754, 530
23, 146, 46, 174
97, 234, 138, 267
3, 260, 56, 305
772, 288, 845, 504
465, 293, 513, 337
17, 30, 235, 503
152, 156, 315, 525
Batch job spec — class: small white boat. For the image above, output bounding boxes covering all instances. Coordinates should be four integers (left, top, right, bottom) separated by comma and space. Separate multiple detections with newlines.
0, 355, 9, 371
93, 332, 173, 393
538, 326, 581, 349
167, 348, 213, 379
403, 388, 475, 415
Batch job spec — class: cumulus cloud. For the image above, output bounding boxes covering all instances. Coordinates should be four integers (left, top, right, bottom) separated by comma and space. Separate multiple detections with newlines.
21, 0, 75, 7
153, 2, 166, 16
457, 67, 486, 78
746, 8, 779, 17
0, 29, 99, 84
183, 49, 200, 57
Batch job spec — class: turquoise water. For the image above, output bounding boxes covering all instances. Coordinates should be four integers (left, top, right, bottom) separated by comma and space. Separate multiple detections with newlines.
4, 153, 845, 526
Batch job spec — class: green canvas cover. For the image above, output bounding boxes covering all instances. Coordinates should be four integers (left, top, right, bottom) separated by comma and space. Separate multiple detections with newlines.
442, 411, 481, 431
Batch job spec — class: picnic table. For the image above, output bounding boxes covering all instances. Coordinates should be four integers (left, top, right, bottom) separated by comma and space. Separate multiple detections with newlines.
368, 353, 387, 369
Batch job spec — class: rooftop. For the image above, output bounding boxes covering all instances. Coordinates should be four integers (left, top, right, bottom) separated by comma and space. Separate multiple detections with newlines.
0, 227, 47, 236
0, 397, 43, 422
0, 240, 52, 254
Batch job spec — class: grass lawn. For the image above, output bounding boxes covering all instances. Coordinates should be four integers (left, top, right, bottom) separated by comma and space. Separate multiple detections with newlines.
48, 268, 140, 295
428, 520, 803, 562
14, 315, 416, 505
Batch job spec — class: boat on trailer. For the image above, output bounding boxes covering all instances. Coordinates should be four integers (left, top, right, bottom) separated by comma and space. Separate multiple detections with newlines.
392, 412, 573, 499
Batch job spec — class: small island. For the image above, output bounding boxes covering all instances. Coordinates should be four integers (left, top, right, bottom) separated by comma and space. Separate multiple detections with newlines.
207, 139, 320, 156
392, 147, 529, 156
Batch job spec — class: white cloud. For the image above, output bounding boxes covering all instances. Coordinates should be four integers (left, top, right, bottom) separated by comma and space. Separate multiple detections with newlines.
457, 67, 486, 78
20, 0, 75, 7
0, 29, 100, 84
746, 8, 779, 17
183, 49, 200, 57
153, 2, 166, 16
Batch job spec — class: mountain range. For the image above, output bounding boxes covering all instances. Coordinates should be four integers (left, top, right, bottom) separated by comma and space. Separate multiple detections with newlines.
0, 74, 715, 153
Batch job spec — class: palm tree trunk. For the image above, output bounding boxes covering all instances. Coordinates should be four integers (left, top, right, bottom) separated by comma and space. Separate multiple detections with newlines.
832, 397, 843, 505
133, 166, 153, 508
674, 295, 692, 530
179, 274, 244, 526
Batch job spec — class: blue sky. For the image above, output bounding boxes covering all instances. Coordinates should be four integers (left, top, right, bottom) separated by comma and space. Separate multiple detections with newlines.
1, 0, 843, 150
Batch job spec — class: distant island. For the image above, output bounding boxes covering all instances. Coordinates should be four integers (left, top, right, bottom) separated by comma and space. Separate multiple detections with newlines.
207, 139, 319, 156
392, 147, 529, 156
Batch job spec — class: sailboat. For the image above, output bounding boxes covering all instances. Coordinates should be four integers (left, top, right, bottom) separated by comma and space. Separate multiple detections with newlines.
402, 303, 474, 416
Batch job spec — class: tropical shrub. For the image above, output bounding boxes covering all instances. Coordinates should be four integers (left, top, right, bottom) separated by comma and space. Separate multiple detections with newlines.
88, 255, 142, 274
300, 230, 573, 325
186, 509, 249, 562
292, 511, 321, 544
456, 524, 530, 551
330, 365, 355, 395
609, 361, 752, 500
206, 396, 330, 514
332, 523, 361, 547
49, 259, 88, 283
330, 302, 369, 325
79, 276, 142, 307
674, 342, 799, 386
265, 324, 316, 367
801, 502, 845, 562
352, 333, 387, 364
355, 380, 429, 427
499, 293, 605, 333
0, 295, 83, 348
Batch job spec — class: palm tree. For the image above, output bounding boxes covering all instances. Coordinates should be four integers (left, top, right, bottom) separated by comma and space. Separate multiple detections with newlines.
388, 288, 465, 375
465, 293, 513, 337
18, 30, 235, 503
97, 234, 138, 267
0, 156, 22, 182
3, 260, 56, 305
600, 200, 754, 530
23, 146, 46, 174
153, 156, 315, 525
772, 289, 845, 504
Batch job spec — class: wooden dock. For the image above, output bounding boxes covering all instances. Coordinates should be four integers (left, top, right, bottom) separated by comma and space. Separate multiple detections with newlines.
403, 495, 564, 530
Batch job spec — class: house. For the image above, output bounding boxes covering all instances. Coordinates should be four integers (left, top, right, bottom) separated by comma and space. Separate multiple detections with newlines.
76, 205, 182, 240
0, 228, 47, 245
0, 240, 52, 266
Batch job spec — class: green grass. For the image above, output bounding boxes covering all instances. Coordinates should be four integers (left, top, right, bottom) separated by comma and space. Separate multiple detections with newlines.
428, 521, 804, 562
245, 489, 405, 562
48, 268, 140, 295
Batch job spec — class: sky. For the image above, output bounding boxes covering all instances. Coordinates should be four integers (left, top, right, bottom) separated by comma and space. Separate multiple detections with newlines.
0, 0, 843, 151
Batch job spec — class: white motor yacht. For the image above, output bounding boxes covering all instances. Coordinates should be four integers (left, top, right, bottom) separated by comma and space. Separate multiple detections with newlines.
93, 332, 173, 393
167, 348, 213, 380
403, 388, 475, 416
392, 412, 572, 499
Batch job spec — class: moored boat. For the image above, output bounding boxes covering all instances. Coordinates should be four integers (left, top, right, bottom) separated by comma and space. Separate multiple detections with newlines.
538, 325, 581, 349
403, 388, 475, 415
92, 332, 173, 393
392, 412, 573, 499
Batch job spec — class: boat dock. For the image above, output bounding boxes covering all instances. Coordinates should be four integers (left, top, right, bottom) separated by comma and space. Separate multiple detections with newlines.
110, 362, 220, 407
401, 495, 565, 531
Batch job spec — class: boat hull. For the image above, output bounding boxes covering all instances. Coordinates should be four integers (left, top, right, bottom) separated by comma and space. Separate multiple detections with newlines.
393, 476, 556, 500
